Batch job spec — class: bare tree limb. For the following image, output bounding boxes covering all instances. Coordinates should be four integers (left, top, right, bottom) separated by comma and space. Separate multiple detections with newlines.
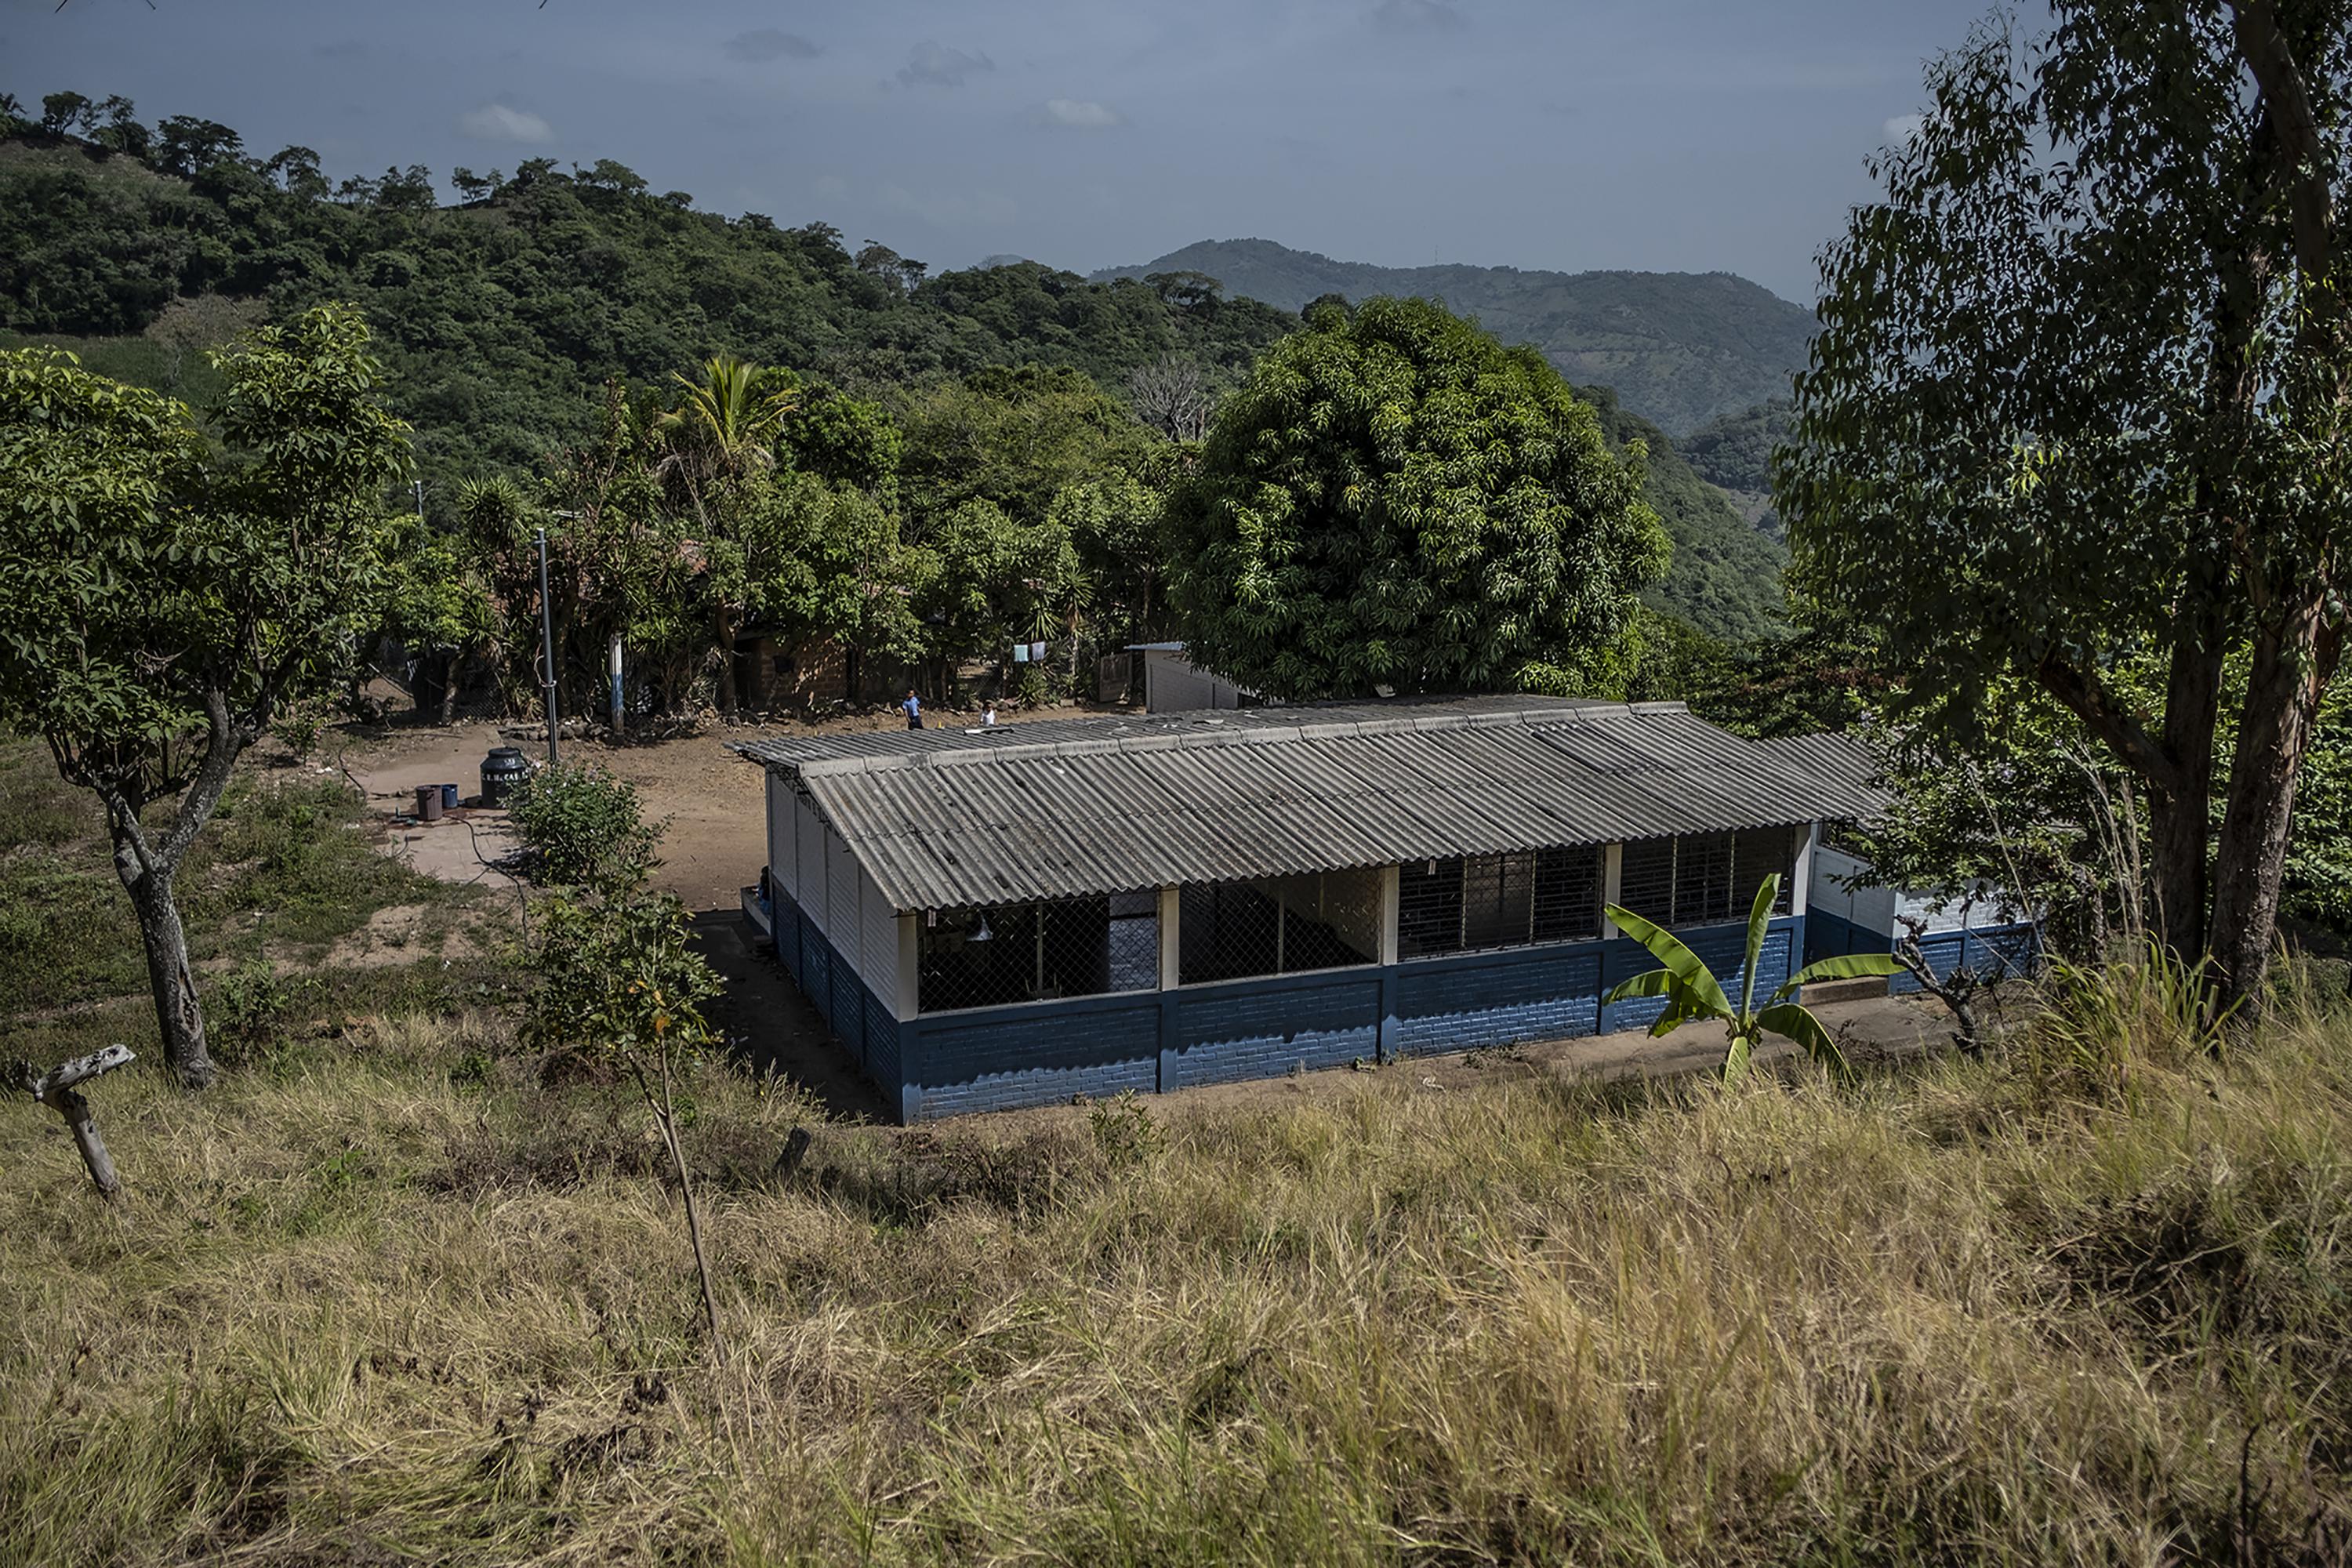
11, 1045, 136, 1200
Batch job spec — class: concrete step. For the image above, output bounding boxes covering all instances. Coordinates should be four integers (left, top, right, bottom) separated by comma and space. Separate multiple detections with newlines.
1805, 975, 1891, 1004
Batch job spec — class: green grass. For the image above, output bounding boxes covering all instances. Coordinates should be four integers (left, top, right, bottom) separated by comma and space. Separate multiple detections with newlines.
0, 739, 469, 1020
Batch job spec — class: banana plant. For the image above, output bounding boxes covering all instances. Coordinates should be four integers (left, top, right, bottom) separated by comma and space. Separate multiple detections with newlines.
1603, 873, 1905, 1081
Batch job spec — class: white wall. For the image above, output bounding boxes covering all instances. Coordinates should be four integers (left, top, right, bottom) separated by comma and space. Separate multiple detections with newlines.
797, 794, 828, 935
858, 861, 897, 997
826, 828, 861, 973
765, 776, 795, 901
1144, 649, 1253, 713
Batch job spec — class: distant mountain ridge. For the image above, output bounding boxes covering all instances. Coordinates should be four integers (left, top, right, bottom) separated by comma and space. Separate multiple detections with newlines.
1094, 238, 1817, 436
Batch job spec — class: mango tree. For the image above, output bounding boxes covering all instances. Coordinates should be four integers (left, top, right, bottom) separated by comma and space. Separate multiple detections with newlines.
0, 304, 411, 1087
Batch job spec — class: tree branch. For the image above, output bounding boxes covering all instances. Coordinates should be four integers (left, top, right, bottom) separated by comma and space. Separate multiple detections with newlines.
2227, 0, 2337, 282
2034, 647, 2182, 799
155, 687, 247, 872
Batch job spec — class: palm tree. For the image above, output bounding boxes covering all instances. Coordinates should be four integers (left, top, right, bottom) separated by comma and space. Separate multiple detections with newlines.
654, 356, 797, 712
1604, 874, 1904, 1081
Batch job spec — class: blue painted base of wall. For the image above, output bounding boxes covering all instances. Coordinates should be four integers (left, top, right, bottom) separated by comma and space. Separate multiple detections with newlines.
1802, 906, 2042, 993
757, 886, 1812, 1123
1886, 923, 2041, 994
909, 917, 1801, 1118
765, 890, 902, 1111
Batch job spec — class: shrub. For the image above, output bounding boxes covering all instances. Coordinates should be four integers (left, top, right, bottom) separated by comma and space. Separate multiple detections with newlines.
505, 761, 660, 891
206, 959, 317, 1069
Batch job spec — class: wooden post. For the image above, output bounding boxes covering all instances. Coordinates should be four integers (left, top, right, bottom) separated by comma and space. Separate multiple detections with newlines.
12, 1044, 136, 1200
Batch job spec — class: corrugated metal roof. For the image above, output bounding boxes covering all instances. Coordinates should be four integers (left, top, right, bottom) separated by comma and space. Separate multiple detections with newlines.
732, 698, 1889, 913
1751, 731, 1891, 814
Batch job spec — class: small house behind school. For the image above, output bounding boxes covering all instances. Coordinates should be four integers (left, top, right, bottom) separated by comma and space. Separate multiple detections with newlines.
1753, 731, 2042, 991
734, 696, 1883, 1121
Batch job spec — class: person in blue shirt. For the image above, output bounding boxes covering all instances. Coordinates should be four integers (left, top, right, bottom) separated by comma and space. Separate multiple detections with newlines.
902, 688, 923, 729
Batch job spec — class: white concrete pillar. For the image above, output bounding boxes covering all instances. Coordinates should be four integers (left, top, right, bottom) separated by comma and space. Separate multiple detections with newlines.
1378, 864, 1401, 964
1602, 842, 1624, 910
1157, 886, 1181, 989
1792, 823, 1819, 917
896, 913, 920, 1020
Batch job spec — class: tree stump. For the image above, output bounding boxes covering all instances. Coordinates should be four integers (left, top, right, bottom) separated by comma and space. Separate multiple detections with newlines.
11, 1044, 136, 1200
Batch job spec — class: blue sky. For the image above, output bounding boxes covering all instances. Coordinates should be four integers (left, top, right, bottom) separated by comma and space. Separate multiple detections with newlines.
9, 0, 1998, 304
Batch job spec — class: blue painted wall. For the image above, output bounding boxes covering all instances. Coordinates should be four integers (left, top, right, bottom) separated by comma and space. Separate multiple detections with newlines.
1169, 971, 1383, 1088
1393, 947, 1602, 1057
759, 885, 1818, 1123
1803, 908, 1882, 967
1797, 901, 2041, 993
1887, 922, 2041, 994
764, 886, 904, 1110
893, 916, 1803, 1121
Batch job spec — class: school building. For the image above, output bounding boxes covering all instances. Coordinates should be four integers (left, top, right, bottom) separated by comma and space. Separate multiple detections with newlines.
734, 695, 1890, 1121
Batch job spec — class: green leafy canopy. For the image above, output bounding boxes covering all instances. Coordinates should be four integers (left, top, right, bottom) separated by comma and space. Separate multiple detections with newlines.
1165, 296, 1671, 702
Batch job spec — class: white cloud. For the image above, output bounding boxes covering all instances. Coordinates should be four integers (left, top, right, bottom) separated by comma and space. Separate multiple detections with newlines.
456, 103, 553, 145
898, 42, 994, 88
1883, 113, 1926, 143
1038, 98, 1123, 129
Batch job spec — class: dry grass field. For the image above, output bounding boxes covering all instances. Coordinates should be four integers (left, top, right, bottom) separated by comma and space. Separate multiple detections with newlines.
5, 741, 2352, 1565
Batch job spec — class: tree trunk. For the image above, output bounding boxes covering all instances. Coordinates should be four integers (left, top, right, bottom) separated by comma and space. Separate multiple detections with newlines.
2147, 610, 2224, 960
648, 1053, 725, 1365
439, 649, 461, 726
121, 858, 212, 1090
714, 604, 739, 713
2209, 597, 2338, 1015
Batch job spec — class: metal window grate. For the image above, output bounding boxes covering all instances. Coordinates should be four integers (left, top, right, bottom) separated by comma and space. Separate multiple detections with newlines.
1674, 833, 1737, 925
1735, 826, 1799, 915
1618, 838, 1675, 926
918, 890, 1159, 1014
1533, 846, 1602, 943
1180, 868, 1382, 985
1400, 847, 1604, 958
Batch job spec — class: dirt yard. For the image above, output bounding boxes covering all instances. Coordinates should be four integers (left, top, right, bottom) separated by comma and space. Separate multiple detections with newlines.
341, 701, 1119, 913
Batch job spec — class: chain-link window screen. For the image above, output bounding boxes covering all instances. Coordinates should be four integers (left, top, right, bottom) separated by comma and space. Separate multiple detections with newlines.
919, 889, 1160, 1013
1400, 846, 1604, 958
1179, 868, 1381, 984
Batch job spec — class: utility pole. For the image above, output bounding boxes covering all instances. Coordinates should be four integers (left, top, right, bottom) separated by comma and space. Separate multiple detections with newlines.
535, 526, 559, 767
608, 631, 624, 736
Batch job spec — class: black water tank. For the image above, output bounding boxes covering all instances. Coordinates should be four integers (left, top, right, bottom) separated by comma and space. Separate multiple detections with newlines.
480, 746, 532, 807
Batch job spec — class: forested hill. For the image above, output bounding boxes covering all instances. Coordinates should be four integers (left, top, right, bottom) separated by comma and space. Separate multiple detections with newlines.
1574, 385, 1789, 643
0, 113, 1788, 644
0, 132, 1294, 480
1097, 238, 1817, 436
